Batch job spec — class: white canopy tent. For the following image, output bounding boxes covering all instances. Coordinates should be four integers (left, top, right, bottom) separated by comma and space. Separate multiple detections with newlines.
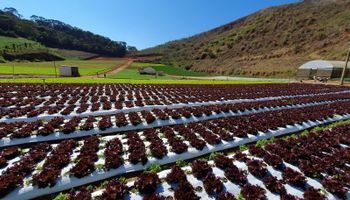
297, 60, 347, 80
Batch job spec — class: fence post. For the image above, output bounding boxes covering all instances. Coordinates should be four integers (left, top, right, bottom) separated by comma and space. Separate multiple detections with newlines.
12, 64, 14, 79
54, 61, 57, 78
340, 48, 350, 85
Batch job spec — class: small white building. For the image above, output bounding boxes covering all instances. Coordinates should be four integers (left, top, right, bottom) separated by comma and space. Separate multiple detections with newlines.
139, 67, 157, 75
59, 66, 80, 77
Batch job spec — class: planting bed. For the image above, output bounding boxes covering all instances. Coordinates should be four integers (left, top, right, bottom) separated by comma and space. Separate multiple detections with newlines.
1, 83, 350, 200
79, 122, 350, 200
2, 101, 350, 199
1, 94, 350, 147
1, 84, 349, 123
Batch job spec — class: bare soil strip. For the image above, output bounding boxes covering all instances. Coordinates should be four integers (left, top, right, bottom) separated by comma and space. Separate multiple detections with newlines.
82, 58, 133, 78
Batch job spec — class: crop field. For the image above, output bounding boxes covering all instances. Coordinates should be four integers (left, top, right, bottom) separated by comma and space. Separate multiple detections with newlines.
0, 77, 285, 84
0, 59, 126, 76
130, 62, 209, 76
0, 83, 350, 200
107, 62, 208, 80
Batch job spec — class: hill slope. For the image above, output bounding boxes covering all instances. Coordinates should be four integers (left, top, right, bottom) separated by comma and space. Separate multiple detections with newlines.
0, 8, 131, 58
0, 36, 65, 62
140, 0, 350, 78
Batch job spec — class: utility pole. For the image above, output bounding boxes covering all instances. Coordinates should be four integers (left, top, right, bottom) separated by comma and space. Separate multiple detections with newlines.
340, 48, 350, 85
54, 61, 57, 78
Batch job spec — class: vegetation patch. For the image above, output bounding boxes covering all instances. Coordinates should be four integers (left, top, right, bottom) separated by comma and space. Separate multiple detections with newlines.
0, 59, 126, 76
0, 77, 285, 84
132, 62, 209, 76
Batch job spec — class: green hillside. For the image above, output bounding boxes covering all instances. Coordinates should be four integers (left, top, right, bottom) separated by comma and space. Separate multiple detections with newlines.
0, 8, 134, 58
140, 0, 350, 78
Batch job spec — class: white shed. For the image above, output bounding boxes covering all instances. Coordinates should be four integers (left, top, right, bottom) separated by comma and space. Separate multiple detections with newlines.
59, 66, 80, 77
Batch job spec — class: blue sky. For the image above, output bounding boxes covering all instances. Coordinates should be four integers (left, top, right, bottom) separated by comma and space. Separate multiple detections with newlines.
0, 0, 298, 50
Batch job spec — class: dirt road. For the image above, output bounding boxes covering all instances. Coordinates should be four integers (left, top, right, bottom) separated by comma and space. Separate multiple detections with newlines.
83, 58, 133, 78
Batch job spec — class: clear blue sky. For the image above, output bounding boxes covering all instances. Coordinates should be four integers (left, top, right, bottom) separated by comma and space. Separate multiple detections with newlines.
0, 0, 299, 50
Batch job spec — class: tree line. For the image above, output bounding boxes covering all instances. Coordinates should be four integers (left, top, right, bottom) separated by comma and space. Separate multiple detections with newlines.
0, 7, 136, 57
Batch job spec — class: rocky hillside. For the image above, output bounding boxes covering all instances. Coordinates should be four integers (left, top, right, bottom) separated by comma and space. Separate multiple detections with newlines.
140, 0, 350, 78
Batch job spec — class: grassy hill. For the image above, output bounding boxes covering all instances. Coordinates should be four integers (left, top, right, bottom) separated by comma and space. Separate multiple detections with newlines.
0, 36, 125, 75
140, 0, 350, 78
0, 8, 132, 58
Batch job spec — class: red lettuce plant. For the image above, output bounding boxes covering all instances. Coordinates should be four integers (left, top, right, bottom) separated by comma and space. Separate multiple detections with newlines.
241, 184, 266, 200
321, 177, 348, 198
134, 172, 160, 194
214, 154, 233, 169
105, 138, 124, 170
191, 160, 212, 179
217, 192, 237, 200
303, 187, 325, 200
224, 165, 247, 186
246, 159, 268, 178
203, 173, 223, 195
166, 165, 187, 184
263, 175, 285, 194
99, 180, 129, 200
282, 168, 306, 188
263, 153, 283, 169
174, 180, 200, 200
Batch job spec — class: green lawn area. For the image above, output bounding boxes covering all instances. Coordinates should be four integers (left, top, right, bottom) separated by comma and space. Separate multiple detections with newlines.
132, 62, 209, 76
0, 59, 126, 76
107, 65, 174, 80
0, 77, 286, 84
107, 62, 208, 80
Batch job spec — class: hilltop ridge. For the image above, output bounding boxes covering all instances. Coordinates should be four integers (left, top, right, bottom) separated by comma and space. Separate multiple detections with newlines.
140, 0, 350, 77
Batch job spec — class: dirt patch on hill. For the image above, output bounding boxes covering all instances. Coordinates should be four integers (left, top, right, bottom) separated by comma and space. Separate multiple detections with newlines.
89, 57, 124, 61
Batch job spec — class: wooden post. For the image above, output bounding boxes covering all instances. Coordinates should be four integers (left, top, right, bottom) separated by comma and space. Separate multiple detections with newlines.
12, 64, 14, 79
340, 48, 350, 85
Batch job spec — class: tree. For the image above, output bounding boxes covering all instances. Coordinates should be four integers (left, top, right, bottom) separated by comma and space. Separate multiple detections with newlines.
127, 46, 138, 53
3, 7, 22, 18
30, 15, 46, 22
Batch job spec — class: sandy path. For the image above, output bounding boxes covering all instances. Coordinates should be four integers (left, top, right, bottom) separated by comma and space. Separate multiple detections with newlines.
104, 58, 133, 75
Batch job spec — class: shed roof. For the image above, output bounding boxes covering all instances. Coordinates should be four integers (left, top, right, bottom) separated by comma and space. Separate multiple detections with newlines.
139, 67, 156, 73
299, 60, 346, 70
